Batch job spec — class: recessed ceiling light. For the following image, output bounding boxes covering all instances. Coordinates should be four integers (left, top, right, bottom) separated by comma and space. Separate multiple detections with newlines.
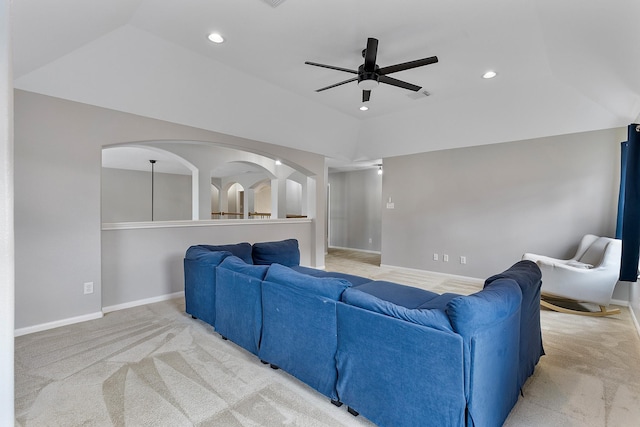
275, 159, 282, 166
207, 33, 224, 44
482, 71, 497, 79
360, 105, 369, 111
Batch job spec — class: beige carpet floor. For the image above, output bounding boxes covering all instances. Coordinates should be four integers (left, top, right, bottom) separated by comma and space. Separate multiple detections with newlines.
14, 248, 640, 426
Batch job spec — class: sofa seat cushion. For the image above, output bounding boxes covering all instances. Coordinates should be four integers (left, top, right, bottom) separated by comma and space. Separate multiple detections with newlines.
264, 263, 351, 300
353, 280, 439, 309
291, 266, 372, 287
417, 293, 461, 310
341, 288, 453, 332
218, 255, 269, 279
187, 242, 253, 264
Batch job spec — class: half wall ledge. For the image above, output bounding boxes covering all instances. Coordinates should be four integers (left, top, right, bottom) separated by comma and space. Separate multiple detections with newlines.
101, 218, 312, 231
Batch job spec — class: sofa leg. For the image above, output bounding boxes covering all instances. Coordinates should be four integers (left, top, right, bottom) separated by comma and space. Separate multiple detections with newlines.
220, 335, 228, 340
331, 399, 343, 407
191, 315, 197, 319
260, 360, 269, 365
269, 364, 279, 370
347, 407, 359, 416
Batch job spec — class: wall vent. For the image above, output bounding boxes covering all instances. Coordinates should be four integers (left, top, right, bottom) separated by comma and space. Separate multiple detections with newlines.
262, 0, 287, 7
407, 90, 431, 100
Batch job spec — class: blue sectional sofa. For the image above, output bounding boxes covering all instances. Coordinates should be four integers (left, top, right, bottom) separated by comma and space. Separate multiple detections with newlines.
183, 239, 544, 427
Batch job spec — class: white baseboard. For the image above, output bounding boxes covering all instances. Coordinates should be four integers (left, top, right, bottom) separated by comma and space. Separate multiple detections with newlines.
14, 292, 186, 337
630, 305, 640, 339
14, 311, 104, 337
102, 291, 184, 314
379, 263, 484, 284
328, 245, 381, 255
611, 298, 629, 307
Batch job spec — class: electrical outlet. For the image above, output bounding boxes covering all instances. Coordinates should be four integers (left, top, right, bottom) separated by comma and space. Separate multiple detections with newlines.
460, 256, 467, 264
83, 282, 94, 294
433, 253, 438, 261
443, 254, 449, 262
369, 238, 373, 244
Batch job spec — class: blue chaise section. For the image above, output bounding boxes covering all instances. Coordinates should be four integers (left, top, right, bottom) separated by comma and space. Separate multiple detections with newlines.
183, 242, 252, 326
259, 263, 352, 401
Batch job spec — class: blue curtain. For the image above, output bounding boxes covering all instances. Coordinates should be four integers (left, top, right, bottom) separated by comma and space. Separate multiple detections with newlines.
616, 141, 628, 239
619, 124, 640, 282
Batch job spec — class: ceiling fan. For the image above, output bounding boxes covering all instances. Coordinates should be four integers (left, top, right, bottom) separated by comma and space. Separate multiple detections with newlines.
305, 37, 438, 103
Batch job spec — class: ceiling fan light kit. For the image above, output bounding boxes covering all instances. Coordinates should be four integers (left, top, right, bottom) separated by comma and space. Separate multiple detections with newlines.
305, 37, 438, 103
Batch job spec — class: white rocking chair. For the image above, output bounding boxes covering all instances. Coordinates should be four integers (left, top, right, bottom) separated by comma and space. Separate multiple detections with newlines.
522, 234, 622, 316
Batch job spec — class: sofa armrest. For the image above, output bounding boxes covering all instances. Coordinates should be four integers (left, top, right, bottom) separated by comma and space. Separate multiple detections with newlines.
446, 279, 522, 427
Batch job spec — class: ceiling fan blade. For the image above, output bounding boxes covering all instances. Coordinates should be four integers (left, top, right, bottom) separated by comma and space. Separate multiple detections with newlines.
363, 38, 378, 72
316, 77, 359, 92
362, 90, 371, 102
305, 61, 358, 74
378, 56, 438, 75
379, 75, 422, 91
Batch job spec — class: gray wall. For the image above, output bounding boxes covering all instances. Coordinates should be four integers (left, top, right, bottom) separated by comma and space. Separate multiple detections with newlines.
102, 220, 312, 308
14, 90, 327, 330
101, 168, 192, 222
329, 169, 382, 252
382, 128, 625, 282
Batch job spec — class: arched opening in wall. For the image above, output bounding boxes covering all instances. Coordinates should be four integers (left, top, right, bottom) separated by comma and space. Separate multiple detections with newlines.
251, 179, 272, 219
101, 145, 195, 222
227, 182, 244, 219
103, 140, 316, 223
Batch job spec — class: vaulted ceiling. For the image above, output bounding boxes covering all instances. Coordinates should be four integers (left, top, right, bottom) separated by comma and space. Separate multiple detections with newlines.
11, 0, 640, 165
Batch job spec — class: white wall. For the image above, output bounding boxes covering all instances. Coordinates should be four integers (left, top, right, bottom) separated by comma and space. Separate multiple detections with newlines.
0, 0, 14, 421
102, 168, 192, 222
14, 90, 327, 330
382, 128, 625, 282
255, 186, 271, 213
286, 179, 302, 216
329, 169, 382, 252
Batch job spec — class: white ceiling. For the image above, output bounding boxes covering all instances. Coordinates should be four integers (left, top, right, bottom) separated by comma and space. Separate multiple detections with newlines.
11, 0, 640, 164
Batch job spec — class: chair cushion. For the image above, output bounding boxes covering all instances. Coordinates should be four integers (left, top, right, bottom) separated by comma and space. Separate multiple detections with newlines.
579, 237, 610, 266
252, 239, 300, 266
341, 288, 453, 332
264, 263, 350, 300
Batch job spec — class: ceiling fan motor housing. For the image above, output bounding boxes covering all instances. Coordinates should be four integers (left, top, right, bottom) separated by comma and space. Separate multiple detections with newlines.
358, 64, 379, 89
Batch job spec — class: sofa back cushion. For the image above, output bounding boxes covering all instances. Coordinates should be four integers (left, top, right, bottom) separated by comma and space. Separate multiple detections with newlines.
188, 242, 253, 264
341, 288, 453, 332
218, 256, 269, 280
184, 247, 233, 265
446, 279, 522, 335
252, 239, 300, 266
264, 263, 350, 300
